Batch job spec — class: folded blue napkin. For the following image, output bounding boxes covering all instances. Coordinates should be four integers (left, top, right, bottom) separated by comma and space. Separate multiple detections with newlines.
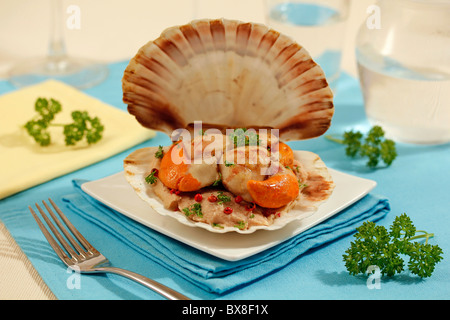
62, 179, 390, 294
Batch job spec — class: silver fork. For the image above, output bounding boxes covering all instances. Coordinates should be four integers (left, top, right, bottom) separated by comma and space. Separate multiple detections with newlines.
28, 198, 190, 300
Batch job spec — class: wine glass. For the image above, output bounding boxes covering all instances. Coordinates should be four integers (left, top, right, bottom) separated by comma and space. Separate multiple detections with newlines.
8, 0, 108, 89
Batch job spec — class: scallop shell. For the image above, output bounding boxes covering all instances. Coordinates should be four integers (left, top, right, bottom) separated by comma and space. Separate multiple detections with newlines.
122, 19, 334, 141
124, 147, 334, 234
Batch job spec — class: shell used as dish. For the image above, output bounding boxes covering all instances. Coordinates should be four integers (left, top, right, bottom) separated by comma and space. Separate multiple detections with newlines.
122, 19, 335, 233
122, 19, 334, 141
124, 146, 334, 234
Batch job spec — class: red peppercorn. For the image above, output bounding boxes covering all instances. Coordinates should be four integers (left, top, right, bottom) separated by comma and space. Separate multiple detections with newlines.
208, 195, 217, 202
235, 195, 243, 203
175, 190, 181, 195
194, 193, 203, 202
245, 202, 256, 212
224, 207, 233, 214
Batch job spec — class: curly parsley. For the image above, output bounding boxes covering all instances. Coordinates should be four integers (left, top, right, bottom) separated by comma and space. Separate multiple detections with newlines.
343, 213, 443, 278
24, 97, 104, 146
326, 126, 397, 168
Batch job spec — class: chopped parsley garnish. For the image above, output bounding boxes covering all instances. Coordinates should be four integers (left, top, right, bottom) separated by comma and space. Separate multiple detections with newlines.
145, 171, 157, 184
216, 191, 231, 205
228, 128, 260, 147
155, 145, 164, 159
212, 172, 222, 186
234, 221, 246, 230
298, 180, 308, 188
183, 203, 203, 218
224, 161, 235, 167
212, 223, 224, 229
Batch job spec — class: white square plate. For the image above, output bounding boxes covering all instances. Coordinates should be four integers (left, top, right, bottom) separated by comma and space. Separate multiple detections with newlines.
81, 169, 376, 261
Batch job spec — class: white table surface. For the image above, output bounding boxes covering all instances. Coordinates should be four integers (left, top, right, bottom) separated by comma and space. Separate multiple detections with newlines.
0, 0, 375, 300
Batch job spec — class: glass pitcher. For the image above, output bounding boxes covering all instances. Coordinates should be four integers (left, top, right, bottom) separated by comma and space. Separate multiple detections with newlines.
356, 0, 450, 145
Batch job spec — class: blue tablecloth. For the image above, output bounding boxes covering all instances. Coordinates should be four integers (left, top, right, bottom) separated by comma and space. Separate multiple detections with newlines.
1, 61, 449, 300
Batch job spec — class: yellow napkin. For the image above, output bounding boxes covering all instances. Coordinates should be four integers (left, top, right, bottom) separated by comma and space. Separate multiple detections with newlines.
0, 80, 155, 200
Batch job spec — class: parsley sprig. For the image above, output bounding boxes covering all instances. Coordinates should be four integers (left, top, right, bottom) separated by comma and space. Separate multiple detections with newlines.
212, 172, 222, 186
145, 171, 157, 184
343, 214, 443, 278
155, 145, 164, 159
326, 126, 397, 168
24, 97, 104, 146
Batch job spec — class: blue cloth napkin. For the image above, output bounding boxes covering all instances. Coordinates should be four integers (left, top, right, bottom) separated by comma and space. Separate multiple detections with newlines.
61, 179, 390, 294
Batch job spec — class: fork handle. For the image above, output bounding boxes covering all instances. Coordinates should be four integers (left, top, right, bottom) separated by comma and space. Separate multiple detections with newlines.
95, 267, 191, 300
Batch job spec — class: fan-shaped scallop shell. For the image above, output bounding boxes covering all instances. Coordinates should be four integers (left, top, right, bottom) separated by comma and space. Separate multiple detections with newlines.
122, 19, 334, 141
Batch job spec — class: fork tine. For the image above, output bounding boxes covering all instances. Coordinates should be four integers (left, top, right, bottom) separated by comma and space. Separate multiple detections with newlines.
35, 202, 79, 259
47, 198, 97, 254
42, 200, 87, 257
28, 206, 71, 266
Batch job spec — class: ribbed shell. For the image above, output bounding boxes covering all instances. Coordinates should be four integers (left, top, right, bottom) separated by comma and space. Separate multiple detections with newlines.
122, 19, 334, 141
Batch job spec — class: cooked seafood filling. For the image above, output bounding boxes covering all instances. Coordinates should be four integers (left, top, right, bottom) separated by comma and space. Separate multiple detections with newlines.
124, 133, 334, 231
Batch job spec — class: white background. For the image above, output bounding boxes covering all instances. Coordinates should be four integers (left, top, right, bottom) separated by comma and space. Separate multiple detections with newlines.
0, 0, 376, 78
